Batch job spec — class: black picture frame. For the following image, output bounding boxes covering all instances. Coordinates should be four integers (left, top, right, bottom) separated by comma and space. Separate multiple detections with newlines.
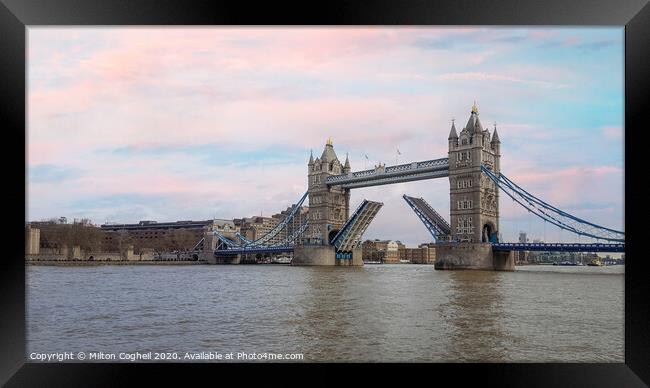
1, 0, 648, 386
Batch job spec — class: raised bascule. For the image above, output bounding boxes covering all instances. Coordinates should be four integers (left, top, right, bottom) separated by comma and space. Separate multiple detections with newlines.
202, 103, 625, 270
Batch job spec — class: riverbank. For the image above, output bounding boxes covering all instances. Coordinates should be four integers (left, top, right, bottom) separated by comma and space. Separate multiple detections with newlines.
26, 260, 206, 266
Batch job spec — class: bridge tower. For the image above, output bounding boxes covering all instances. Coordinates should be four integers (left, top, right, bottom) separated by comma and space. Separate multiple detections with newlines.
294, 138, 360, 266
447, 102, 501, 243
305, 138, 351, 245
437, 102, 512, 270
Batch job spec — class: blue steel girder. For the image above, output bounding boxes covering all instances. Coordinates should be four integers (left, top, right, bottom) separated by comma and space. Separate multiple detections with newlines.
481, 165, 624, 243
330, 200, 383, 252
491, 242, 625, 253
239, 191, 308, 247
403, 195, 451, 241
330, 200, 370, 248
235, 232, 254, 245
214, 246, 295, 256
213, 231, 240, 250
268, 222, 310, 247
326, 158, 449, 189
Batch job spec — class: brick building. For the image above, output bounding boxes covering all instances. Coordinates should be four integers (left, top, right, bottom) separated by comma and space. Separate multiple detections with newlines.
100, 219, 219, 252
362, 239, 406, 263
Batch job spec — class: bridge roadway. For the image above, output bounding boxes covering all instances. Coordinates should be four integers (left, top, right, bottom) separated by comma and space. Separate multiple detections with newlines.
326, 158, 449, 189
215, 245, 294, 256
215, 242, 625, 256
402, 194, 451, 241
491, 242, 625, 253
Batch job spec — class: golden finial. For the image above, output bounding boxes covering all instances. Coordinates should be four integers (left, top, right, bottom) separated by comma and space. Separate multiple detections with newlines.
471, 100, 478, 114
326, 137, 333, 146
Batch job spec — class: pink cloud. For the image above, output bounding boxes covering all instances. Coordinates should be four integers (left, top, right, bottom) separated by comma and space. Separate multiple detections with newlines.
507, 165, 622, 206
528, 30, 558, 40
602, 126, 622, 139
564, 36, 581, 46
26, 27, 623, 233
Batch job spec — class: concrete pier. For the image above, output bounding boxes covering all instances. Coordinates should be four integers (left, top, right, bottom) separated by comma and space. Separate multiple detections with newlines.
292, 245, 363, 266
199, 231, 218, 263
213, 254, 241, 264
434, 242, 514, 271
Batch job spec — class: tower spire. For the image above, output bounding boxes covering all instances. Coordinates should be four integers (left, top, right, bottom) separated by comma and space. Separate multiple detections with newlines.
471, 100, 478, 114
491, 123, 500, 143
448, 118, 458, 139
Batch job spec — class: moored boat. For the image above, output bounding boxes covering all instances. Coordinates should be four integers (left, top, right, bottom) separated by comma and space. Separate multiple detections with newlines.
587, 258, 603, 266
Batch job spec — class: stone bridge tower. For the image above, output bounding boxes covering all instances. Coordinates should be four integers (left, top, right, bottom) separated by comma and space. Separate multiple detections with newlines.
306, 138, 351, 245
447, 103, 501, 243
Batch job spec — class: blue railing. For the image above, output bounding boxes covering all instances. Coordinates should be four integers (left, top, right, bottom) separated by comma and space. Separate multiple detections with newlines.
325, 157, 449, 185
215, 246, 295, 256
492, 242, 625, 252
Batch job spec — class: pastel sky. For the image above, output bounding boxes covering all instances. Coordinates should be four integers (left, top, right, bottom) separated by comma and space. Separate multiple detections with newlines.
27, 27, 624, 246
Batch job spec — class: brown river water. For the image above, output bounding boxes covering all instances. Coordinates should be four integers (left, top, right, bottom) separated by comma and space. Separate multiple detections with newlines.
26, 264, 624, 362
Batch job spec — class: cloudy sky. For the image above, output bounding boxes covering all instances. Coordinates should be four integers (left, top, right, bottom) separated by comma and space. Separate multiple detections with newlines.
27, 27, 624, 246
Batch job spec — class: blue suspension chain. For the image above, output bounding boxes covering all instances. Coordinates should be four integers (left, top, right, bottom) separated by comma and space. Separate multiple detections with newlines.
526, 210, 532, 242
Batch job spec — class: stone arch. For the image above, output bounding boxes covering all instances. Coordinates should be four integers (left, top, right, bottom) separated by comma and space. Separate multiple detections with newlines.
328, 229, 339, 243
482, 221, 497, 243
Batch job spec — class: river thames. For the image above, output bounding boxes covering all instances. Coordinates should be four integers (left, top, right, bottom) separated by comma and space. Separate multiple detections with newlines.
26, 264, 624, 362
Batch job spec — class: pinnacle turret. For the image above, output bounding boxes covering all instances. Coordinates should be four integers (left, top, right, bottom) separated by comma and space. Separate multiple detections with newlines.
491, 127, 500, 143
448, 120, 458, 139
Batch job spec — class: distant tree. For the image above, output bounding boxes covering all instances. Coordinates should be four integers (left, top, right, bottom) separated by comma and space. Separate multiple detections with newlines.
37, 223, 107, 254
167, 229, 196, 251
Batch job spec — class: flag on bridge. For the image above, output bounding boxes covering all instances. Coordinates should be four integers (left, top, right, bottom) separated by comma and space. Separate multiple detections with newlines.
397, 147, 401, 155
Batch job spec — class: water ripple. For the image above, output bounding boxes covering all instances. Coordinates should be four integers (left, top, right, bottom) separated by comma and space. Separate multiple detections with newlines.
26, 264, 623, 362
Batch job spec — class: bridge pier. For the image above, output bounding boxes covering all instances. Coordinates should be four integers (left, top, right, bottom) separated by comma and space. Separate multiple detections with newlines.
199, 231, 243, 264
492, 249, 515, 271
199, 231, 217, 264
434, 242, 514, 271
214, 254, 241, 264
292, 245, 363, 266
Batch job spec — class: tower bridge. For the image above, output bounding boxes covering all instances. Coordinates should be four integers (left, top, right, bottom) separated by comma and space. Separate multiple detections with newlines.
204, 103, 624, 269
